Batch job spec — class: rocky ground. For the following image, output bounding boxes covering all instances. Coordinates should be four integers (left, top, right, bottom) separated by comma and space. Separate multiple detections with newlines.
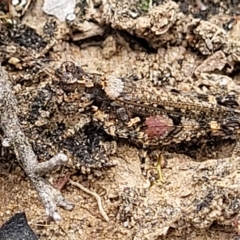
1, 0, 240, 239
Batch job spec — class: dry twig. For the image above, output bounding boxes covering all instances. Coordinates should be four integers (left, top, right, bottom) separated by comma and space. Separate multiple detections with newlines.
69, 179, 109, 222
0, 64, 74, 220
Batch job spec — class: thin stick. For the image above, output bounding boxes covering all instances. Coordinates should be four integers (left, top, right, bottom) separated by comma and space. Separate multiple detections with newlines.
69, 179, 109, 222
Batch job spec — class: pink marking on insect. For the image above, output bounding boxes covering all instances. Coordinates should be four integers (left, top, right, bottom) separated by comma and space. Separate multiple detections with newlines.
144, 115, 173, 138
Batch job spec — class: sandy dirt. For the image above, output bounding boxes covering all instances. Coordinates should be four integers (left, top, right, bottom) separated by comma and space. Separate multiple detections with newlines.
1, 0, 240, 239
